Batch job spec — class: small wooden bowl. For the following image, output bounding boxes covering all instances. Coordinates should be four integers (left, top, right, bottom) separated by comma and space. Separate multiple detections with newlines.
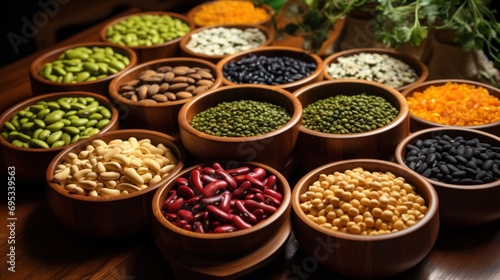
99, 11, 195, 63
395, 127, 500, 227
293, 79, 410, 172
178, 84, 302, 171
217, 46, 324, 93
179, 23, 276, 64
292, 159, 440, 278
108, 57, 223, 135
401, 79, 500, 135
0, 91, 119, 185
29, 42, 137, 97
323, 48, 428, 92
46, 129, 186, 238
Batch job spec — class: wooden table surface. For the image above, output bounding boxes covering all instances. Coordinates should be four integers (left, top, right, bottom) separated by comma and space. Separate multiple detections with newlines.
1, 6, 499, 280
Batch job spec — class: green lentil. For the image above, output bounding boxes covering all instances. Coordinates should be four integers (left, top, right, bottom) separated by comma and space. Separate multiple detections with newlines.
302, 93, 399, 134
190, 100, 291, 137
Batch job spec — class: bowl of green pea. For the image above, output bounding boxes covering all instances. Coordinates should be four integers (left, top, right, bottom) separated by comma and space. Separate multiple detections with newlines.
293, 79, 410, 172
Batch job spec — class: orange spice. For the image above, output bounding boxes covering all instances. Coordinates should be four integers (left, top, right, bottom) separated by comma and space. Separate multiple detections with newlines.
406, 82, 500, 126
192, 1, 269, 26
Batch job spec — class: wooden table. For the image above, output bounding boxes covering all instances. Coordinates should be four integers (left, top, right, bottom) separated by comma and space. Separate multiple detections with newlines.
1, 6, 499, 280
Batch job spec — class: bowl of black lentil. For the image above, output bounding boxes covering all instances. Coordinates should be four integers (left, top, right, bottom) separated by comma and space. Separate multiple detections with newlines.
293, 79, 410, 172
395, 127, 500, 227
216, 46, 324, 93
177, 84, 302, 171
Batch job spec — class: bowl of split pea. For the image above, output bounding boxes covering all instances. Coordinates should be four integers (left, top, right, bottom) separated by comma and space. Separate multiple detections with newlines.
291, 159, 440, 278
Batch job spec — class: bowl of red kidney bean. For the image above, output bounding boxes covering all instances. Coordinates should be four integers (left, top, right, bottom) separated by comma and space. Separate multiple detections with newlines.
395, 127, 500, 226
151, 160, 291, 262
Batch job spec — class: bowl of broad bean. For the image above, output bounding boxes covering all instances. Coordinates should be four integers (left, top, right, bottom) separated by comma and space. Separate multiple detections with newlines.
395, 127, 500, 227
99, 11, 194, 63
29, 42, 137, 97
0, 91, 119, 185
291, 159, 439, 278
293, 79, 410, 172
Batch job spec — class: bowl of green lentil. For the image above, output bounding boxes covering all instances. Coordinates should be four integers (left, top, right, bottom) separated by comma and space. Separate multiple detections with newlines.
99, 11, 194, 63
293, 79, 410, 172
0, 91, 119, 185
291, 159, 439, 278
29, 42, 137, 97
178, 84, 302, 171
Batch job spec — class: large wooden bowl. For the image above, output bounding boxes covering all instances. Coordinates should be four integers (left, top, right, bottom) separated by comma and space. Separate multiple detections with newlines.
291, 159, 440, 278
0, 91, 119, 185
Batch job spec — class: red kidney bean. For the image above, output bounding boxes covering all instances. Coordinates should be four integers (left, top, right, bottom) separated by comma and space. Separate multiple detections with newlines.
252, 208, 265, 220
231, 180, 252, 198
194, 221, 205, 233
194, 211, 205, 221
215, 169, 238, 189
234, 200, 258, 224
254, 192, 265, 203
162, 191, 178, 209
263, 188, 283, 201
190, 169, 204, 194
177, 219, 189, 228
175, 177, 189, 186
249, 187, 263, 194
199, 192, 225, 209
178, 185, 195, 199
163, 213, 178, 222
233, 174, 246, 184
213, 225, 236, 233
183, 224, 193, 231
167, 197, 185, 213
244, 193, 256, 200
226, 166, 251, 176
245, 174, 266, 189
244, 199, 277, 215
265, 175, 277, 189
249, 167, 266, 180
212, 162, 223, 170
207, 205, 233, 222
202, 180, 228, 197
219, 192, 231, 213
183, 195, 202, 207
202, 167, 216, 175
232, 215, 252, 230
201, 174, 218, 183
178, 209, 195, 223
264, 194, 281, 207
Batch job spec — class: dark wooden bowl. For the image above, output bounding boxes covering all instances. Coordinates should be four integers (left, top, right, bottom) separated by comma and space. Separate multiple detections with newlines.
291, 159, 440, 278
29, 42, 137, 98
45, 129, 186, 238
401, 79, 500, 135
108, 57, 223, 135
293, 79, 410, 172
0, 91, 119, 185
217, 46, 324, 93
395, 127, 500, 227
323, 48, 428, 92
178, 84, 302, 171
99, 11, 195, 63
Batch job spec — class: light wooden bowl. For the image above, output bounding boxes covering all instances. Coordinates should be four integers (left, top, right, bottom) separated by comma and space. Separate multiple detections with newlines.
0, 91, 119, 185
401, 79, 500, 135
29, 42, 137, 98
99, 11, 194, 63
45, 129, 186, 238
291, 159, 440, 278
293, 79, 410, 172
395, 127, 500, 227
178, 84, 302, 171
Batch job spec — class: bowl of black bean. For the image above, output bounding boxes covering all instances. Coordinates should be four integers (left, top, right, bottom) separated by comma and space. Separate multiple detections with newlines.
395, 127, 500, 226
216, 46, 324, 93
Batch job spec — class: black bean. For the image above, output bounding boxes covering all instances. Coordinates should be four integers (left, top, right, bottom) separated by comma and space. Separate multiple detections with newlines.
456, 145, 465, 156
442, 144, 452, 151
463, 146, 474, 160
415, 139, 424, 148
422, 168, 432, 178
438, 140, 450, 146
477, 170, 487, 179
464, 167, 477, 175
442, 135, 452, 141
408, 149, 419, 157
482, 159, 494, 171
445, 155, 458, 164
459, 178, 474, 184
455, 155, 468, 164
452, 170, 467, 178
466, 161, 477, 169
466, 139, 479, 146
479, 153, 489, 160
431, 167, 441, 174
436, 174, 444, 180
416, 162, 428, 174
447, 164, 460, 173
406, 156, 417, 162
423, 139, 436, 147
426, 153, 437, 165
439, 165, 450, 175
493, 168, 500, 177
408, 161, 416, 170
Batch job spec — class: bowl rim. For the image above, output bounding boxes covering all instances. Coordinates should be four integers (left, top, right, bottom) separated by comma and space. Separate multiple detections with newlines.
151, 160, 291, 239
401, 79, 500, 130
29, 41, 137, 86
216, 46, 324, 90
395, 126, 500, 190
0, 91, 119, 152
108, 57, 223, 107
45, 128, 186, 202
98, 11, 195, 50
177, 84, 303, 143
322, 47, 429, 92
293, 79, 409, 138
291, 158, 439, 241
187, 1, 273, 27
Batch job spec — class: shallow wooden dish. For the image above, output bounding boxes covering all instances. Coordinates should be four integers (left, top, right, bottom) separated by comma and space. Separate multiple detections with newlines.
293, 79, 410, 172
401, 79, 500, 135
323, 48, 428, 92
0, 91, 119, 185
178, 84, 302, 171
99, 11, 194, 63
179, 23, 276, 64
29, 42, 137, 97
292, 159, 440, 278
395, 127, 500, 227
45, 129, 186, 238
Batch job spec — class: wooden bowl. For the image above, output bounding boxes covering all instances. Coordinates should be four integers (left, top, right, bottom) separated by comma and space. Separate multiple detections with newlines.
401, 79, 500, 135
179, 23, 276, 64
291, 159, 440, 278
99, 11, 194, 63
293, 79, 410, 172
29, 42, 137, 97
178, 84, 302, 171
323, 48, 428, 92
395, 127, 500, 227
46, 129, 186, 238
108, 57, 223, 136
0, 91, 119, 185
217, 46, 324, 93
